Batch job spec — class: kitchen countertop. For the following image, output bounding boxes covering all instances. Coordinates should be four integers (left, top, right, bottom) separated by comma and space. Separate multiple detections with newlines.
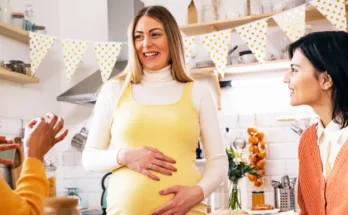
80, 206, 104, 215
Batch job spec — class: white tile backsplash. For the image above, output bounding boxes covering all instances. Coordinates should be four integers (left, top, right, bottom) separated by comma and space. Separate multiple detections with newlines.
265, 160, 287, 176
0, 111, 307, 209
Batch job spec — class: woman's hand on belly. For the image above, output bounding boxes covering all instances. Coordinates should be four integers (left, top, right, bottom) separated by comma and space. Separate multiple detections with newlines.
118, 146, 177, 181
150, 185, 204, 215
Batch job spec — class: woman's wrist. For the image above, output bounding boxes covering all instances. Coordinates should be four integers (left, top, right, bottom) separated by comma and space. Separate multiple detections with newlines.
192, 185, 205, 203
117, 148, 130, 166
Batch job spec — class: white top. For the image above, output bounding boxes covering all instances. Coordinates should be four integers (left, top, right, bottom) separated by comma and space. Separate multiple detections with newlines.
317, 120, 348, 179
82, 65, 228, 198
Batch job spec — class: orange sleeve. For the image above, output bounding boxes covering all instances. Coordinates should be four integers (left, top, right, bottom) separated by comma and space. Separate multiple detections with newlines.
0, 158, 49, 215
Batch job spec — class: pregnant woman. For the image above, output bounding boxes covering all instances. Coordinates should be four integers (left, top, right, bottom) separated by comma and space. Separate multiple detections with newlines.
82, 5, 228, 215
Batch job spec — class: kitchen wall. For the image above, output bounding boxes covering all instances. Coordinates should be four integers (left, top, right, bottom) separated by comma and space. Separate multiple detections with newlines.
0, 0, 334, 210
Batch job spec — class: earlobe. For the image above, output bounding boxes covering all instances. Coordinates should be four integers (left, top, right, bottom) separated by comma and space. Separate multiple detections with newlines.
321, 73, 333, 90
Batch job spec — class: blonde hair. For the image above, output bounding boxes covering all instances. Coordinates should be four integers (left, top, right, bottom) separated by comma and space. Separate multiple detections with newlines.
112, 5, 193, 89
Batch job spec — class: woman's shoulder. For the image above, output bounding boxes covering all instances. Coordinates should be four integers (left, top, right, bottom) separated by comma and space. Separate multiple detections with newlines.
191, 81, 212, 98
100, 79, 125, 94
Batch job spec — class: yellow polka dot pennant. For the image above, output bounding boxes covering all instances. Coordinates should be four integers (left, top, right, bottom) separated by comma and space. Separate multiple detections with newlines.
273, 4, 306, 42
62, 39, 89, 80
200, 29, 232, 76
235, 19, 269, 63
310, 0, 347, 31
183, 36, 196, 67
29, 32, 56, 76
94, 42, 123, 82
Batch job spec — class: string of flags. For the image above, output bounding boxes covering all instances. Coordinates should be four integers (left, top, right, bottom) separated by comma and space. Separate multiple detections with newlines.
29, 0, 347, 81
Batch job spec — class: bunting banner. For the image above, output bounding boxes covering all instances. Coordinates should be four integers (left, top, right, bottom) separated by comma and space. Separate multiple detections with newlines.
310, 0, 347, 31
94, 42, 123, 82
235, 19, 269, 63
27, 2, 348, 82
29, 32, 56, 75
183, 36, 196, 67
273, 5, 306, 41
62, 39, 89, 80
200, 29, 232, 76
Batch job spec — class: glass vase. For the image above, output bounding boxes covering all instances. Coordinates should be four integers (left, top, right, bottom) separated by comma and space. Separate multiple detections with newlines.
229, 180, 242, 211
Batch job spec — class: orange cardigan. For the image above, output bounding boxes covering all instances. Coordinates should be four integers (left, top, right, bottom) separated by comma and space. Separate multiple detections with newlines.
298, 124, 348, 215
0, 158, 48, 215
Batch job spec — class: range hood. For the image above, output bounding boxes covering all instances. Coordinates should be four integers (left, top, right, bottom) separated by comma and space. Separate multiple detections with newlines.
57, 0, 144, 107
57, 61, 127, 107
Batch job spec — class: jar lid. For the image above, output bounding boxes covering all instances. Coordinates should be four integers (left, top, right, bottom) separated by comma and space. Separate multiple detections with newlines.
252, 191, 265, 194
12, 12, 24, 17
35, 25, 46, 30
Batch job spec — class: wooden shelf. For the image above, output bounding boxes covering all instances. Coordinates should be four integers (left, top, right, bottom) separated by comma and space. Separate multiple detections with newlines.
190, 59, 290, 77
0, 21, 29, 44
0, 68, 39, 84
180, 3, 348, 36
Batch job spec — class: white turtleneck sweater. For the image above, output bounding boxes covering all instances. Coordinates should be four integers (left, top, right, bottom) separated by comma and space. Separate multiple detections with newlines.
82, 65, 228, 198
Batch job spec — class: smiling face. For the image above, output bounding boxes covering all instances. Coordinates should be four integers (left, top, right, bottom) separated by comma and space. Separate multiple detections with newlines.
133, 16, 170, 71
283, 49, 326, 107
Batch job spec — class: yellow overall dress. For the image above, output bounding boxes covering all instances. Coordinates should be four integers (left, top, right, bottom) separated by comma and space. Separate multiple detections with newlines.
106, 82, 207, 215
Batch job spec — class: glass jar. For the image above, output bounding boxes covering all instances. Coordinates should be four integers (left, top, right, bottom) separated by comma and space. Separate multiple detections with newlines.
34, 25, 47, 34
45, 165, 57, 197
11, 12, 24, 29
24, 4, 34, 31
252, 191, 265, 207
25, 64, 31, 76
66, 188, 82, 206
43, 197, 79, 215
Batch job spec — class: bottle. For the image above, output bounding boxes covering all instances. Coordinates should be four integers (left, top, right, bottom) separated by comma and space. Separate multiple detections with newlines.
42, 197, 79, 215
24, 4, 34, 31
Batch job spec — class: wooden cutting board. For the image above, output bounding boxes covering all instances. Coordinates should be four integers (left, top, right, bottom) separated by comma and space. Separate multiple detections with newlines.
11, 145, 24, 189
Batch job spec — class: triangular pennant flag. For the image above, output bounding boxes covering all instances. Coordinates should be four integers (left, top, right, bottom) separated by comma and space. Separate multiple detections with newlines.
273, 5, 306, 42
94, 42, 123, 82
29, 32, 56, 75
183, 36, 196, 67
311, 0, 347, 31
200, 29, 232, 75
62, 39, 89, 80
235, 19, 268, 63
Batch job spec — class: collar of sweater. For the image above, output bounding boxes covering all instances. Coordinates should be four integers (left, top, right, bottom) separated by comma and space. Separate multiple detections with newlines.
142, 65, 175, 86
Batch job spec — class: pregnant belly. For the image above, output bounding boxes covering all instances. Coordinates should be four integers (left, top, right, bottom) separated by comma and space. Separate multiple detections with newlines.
106, 163, 204, 215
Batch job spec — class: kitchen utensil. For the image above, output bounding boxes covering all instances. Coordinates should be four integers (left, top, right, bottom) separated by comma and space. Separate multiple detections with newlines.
289, 177, 297, 189
101, 172, 112, 214
233, 114, 247, 149
272, 180, 281, 188
71, 127, 89, 151
281, 175, 290, 188
238, 50, 257, 63
228, 45, 238, 56
11, 139, 24, 189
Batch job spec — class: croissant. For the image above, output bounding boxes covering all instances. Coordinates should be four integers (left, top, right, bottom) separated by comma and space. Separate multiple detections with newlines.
251, 204, 274, 210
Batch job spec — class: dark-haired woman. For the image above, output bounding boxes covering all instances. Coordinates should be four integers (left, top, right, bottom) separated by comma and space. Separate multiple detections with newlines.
283, 31, 348, 215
